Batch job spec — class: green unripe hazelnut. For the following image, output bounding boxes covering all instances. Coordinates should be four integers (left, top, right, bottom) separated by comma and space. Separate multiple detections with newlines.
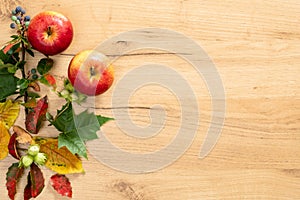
34, 152, 47, 166
28, 144, 40, 156
20, 155, 33, 168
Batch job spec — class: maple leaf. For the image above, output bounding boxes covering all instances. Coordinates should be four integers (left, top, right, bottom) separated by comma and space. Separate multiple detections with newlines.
50, 102, 113, 158
24, 163, 45, 200
50, 174, 72, 198
6, 162, 24, 200
34, 137, 84, 174
25, 96, 48, 134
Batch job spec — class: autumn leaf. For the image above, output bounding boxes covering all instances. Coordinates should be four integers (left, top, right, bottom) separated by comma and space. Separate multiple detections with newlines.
23, 164, 45, 199
25, 96, 48, 134
28, 81, 40, 92
24, 172, 32, 200
50, 174, 72, 198
0, 122, 10, 160
50, 102, 113, 158
23, 97, 37, 108
0, 100, 20, 160
39, 74, 56, 89
8, 126, 33, 160
37, 58, 53, 75
8, 133, 20, 159
13, 125, 33, 144
34, 137, 84, 174
0, 100, 20, 129
29, 163, 45, 198
6, 162, 24, 200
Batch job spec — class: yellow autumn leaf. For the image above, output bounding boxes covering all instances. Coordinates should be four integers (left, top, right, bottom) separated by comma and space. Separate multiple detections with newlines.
0, 100, 20, 129
34, 137, 84, 174
0, 122, 10, 160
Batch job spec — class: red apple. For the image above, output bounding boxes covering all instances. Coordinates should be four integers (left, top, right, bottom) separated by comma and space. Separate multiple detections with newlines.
68, 50, 114, 96
27, 11, 73, 56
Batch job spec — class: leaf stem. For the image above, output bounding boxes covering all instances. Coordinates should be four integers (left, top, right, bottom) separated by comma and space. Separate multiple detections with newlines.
20, 40, 28, 115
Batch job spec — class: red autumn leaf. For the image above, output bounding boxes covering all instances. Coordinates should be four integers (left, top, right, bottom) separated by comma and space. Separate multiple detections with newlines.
44, 74, 56, 86
6, 163, 24, 200
29, 163, 45, 198
25, 96, 48, 134
3, 44, 13, 54
24, 172, 32, 200
50, 174, 72, 198
40, 74, 57, 89
8, 133, 20, 160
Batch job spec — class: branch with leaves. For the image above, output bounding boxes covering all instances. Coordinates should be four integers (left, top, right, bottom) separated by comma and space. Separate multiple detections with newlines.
1, 6, 113, 199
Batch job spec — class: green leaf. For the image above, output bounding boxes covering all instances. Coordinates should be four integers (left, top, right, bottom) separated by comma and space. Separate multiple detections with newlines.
0, 50, 9, 63
37, 58, 53, 75
58, 132, 87, 158
0, 74, 18, 101
7, 43, 20, 55
16, 60, 26, 70
17, 78, 29, 90
97, 115, 114, 127
0, 63, 14, 74
51, 102, 113, 158
10, 35, 19, 39
7, 64, 17, 73
27, 92, 40, 98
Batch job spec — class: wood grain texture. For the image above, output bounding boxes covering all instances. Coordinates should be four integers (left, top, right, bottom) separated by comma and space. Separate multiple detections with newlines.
0, 0, 299, 199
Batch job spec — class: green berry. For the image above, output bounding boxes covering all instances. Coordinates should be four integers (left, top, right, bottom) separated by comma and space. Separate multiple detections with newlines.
16, 20, 20, 25
31, 68, 37, 74
11, 16, 17, 21
28, 144, 40, 156
25, 21, 30, 27
12, 10, 17, 15
20, 155, 33, 168
34, 153, 47, 165
32, 74, 38, 80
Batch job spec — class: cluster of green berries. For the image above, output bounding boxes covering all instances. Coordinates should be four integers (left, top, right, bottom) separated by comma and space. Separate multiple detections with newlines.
19, 144, 47, 168
59, 79, 87, 103
30, 68, 39, 80
10, 6, 30, 29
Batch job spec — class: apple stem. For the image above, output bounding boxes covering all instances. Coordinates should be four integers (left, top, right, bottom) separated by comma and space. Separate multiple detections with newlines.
90, 66, 96, 76
47, 26, 52, 36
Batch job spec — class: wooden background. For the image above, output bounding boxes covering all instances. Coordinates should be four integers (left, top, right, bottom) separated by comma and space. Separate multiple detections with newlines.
0, 0, 300, 199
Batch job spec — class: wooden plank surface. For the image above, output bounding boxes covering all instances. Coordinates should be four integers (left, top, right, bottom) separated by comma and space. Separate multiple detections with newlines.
0, 0, 300, 199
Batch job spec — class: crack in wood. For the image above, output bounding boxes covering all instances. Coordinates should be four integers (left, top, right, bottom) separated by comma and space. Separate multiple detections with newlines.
60, 52, 191, 57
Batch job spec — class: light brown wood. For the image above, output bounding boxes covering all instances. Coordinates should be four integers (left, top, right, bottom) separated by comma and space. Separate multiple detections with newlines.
0, 0, 299, 199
